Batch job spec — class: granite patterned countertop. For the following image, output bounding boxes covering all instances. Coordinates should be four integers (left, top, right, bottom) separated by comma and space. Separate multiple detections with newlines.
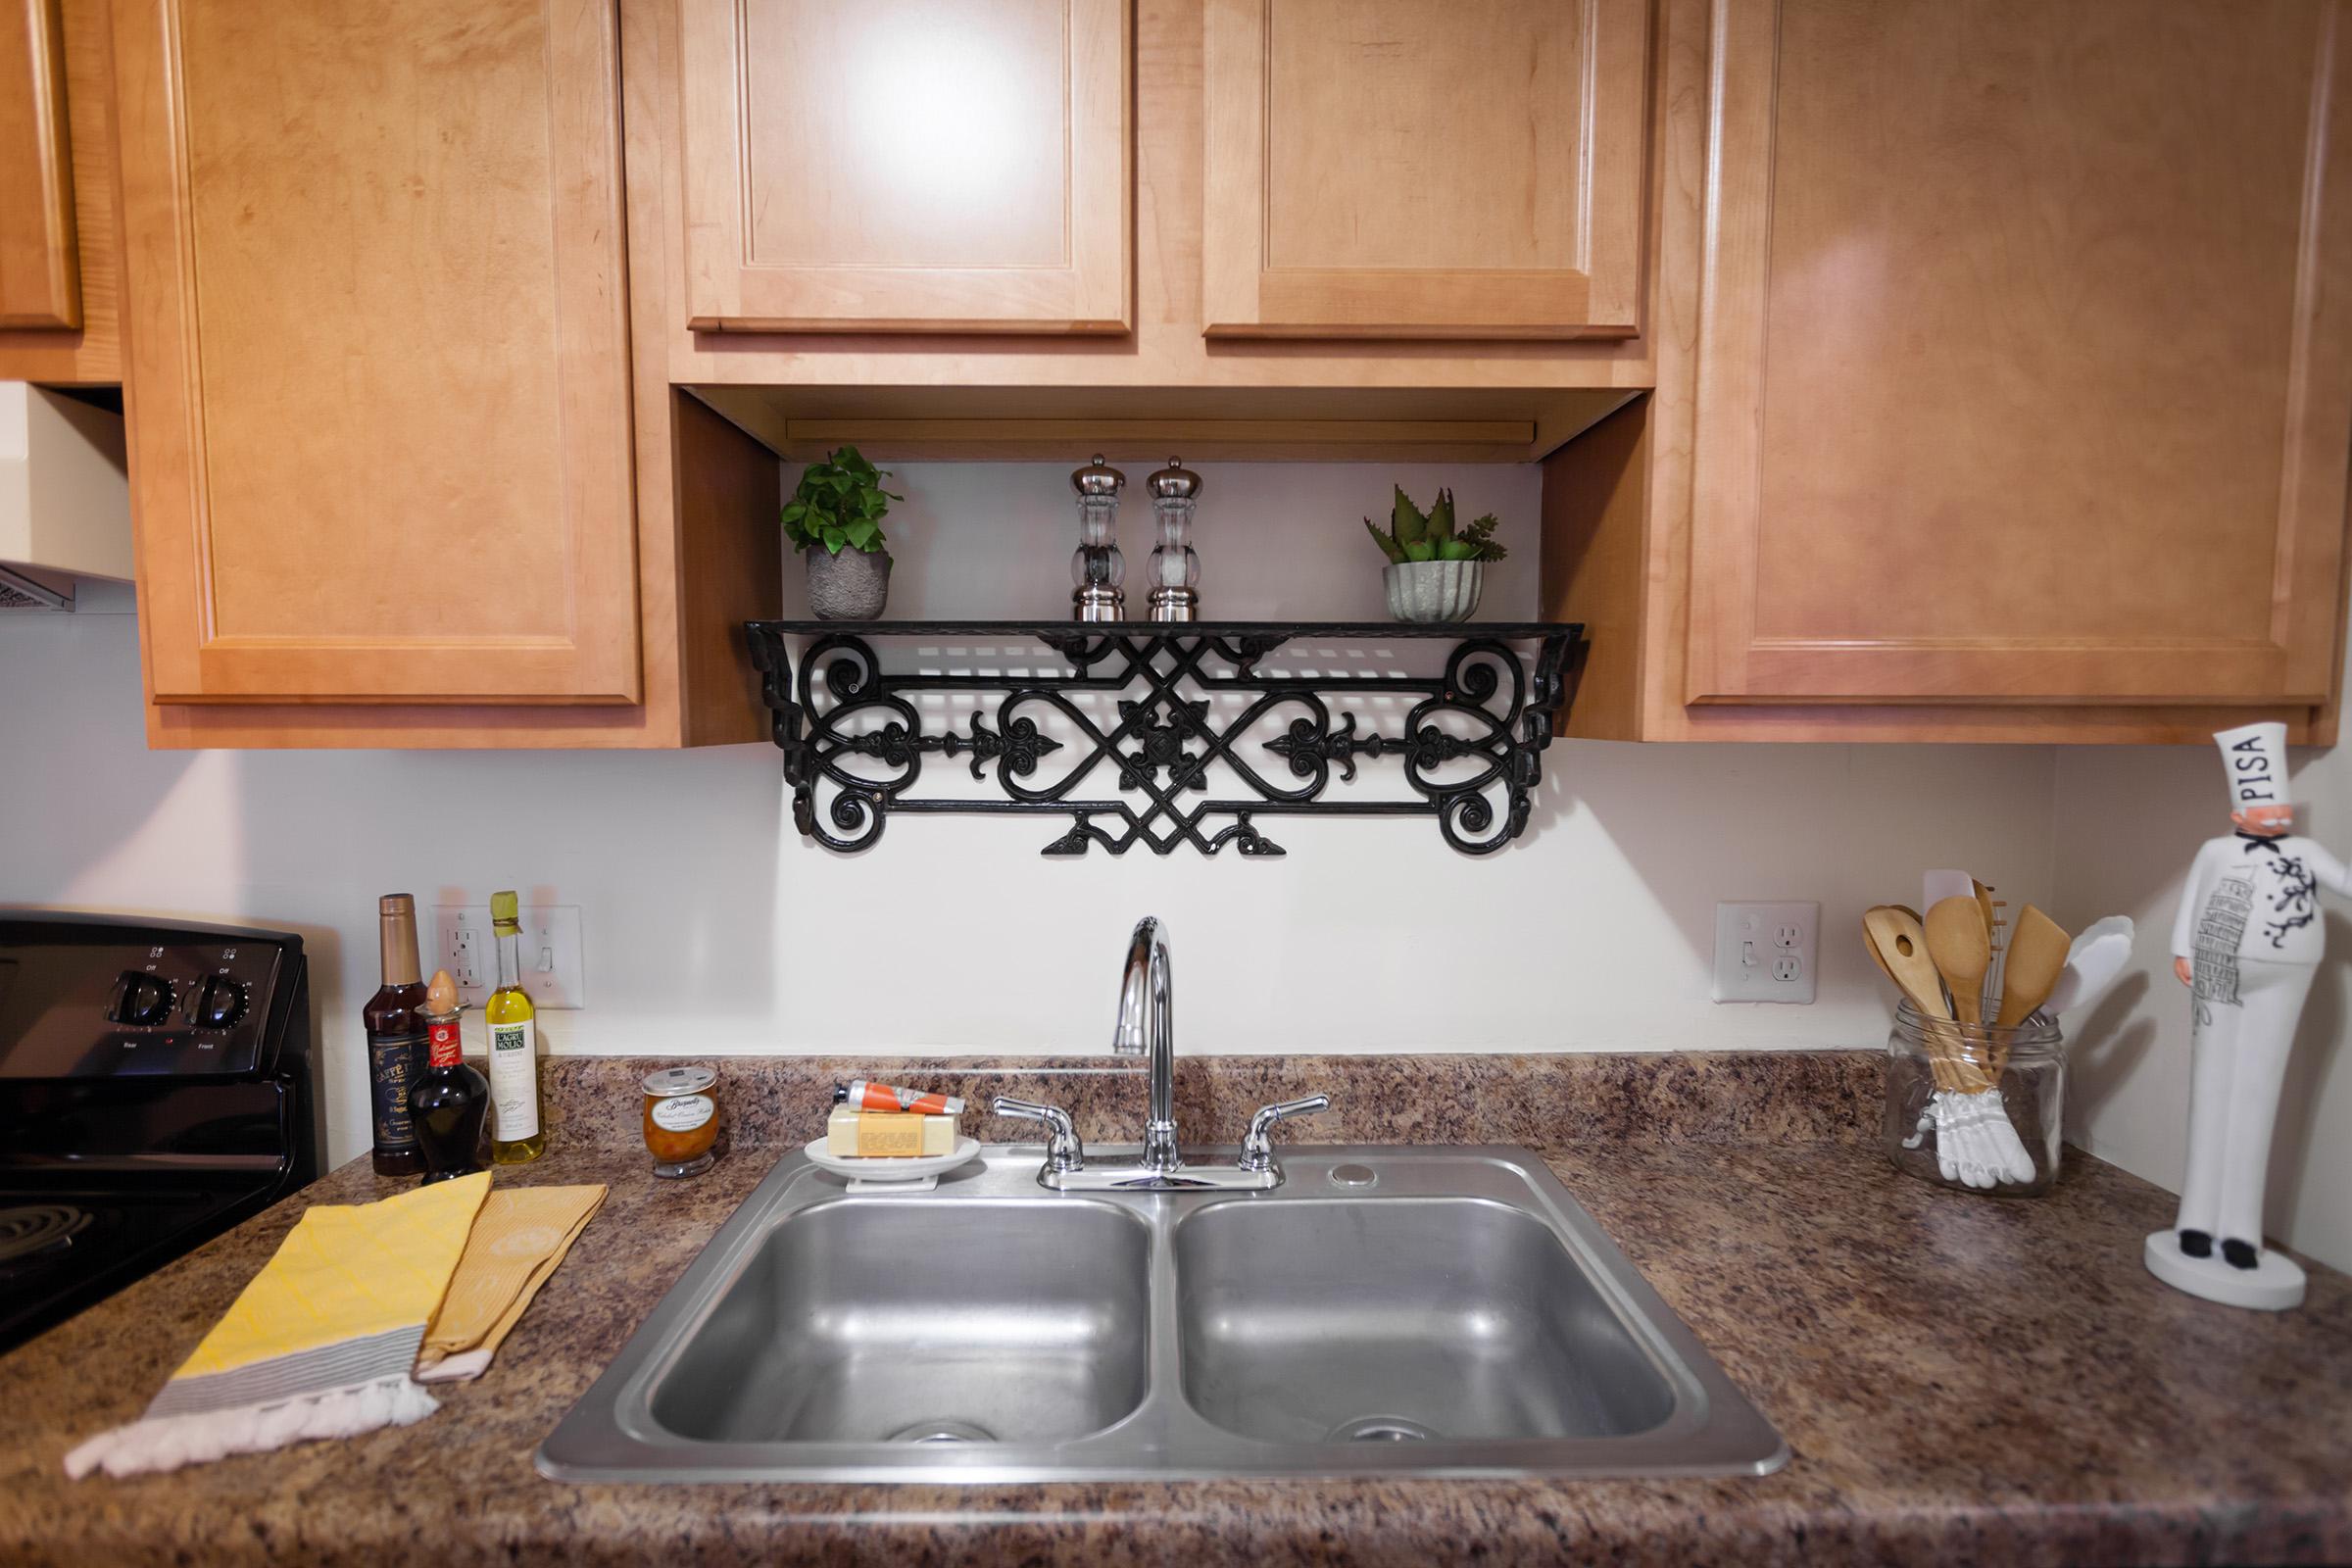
0, 1053, 2346, 1567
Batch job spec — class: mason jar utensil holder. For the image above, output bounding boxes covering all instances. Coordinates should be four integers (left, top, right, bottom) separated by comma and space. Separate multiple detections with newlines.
1883, 998, 2064, 1197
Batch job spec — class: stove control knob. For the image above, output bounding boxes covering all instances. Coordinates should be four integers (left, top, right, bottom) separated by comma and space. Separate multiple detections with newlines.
189, 975, 249, 1031
110, 971, 176, 1027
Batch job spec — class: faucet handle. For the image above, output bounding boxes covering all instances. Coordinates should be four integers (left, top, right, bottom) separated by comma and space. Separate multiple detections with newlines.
992, 1096, 1086, 1174
1239, 1094, 1331, 1173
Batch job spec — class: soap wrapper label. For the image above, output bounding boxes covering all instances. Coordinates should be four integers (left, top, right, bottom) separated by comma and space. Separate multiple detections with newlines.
857, 1113, 925, 1157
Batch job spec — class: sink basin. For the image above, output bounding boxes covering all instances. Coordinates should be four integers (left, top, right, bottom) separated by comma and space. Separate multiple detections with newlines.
649, 1200, 1151, 1446
540, 1146, 1786, 1483
1175, 1197, 1674, 1446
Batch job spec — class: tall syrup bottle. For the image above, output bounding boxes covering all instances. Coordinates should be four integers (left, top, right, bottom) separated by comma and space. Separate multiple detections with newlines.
364, 895, 428, 1178
486, 891, 546, 1163
410, 968, 489, 1181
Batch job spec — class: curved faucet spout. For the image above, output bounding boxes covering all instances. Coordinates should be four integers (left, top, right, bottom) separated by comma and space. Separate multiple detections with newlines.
1111, 916, 1179, 1173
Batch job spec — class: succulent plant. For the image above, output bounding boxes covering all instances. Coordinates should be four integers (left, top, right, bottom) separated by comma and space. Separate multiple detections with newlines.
1362, 485, 1506, 565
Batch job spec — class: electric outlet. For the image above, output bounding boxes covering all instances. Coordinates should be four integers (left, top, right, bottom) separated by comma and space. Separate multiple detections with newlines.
431, 903, 586, 1009
1712, 901, 1819, 1004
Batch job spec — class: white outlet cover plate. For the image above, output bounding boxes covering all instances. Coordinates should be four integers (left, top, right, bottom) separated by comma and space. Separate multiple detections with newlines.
1712, 901, 1819, 1004
431, 904, 585, 1010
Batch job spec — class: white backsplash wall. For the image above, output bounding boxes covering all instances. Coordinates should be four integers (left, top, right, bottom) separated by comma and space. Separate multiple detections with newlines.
2, 463, 2058, 1170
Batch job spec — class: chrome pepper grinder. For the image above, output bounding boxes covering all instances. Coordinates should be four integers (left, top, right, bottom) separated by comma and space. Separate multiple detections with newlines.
1069, 454, 1127, 622
1144, 457, 1202, 622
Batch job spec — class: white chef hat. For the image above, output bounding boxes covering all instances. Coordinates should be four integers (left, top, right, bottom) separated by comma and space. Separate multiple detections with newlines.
2215, 720, 2290, 809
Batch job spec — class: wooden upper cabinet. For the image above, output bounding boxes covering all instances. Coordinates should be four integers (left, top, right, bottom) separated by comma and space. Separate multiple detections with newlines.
113, 0, 642, 705
0, 0, 78, 330
1686, 0, 2352, 709
1201, 0, 1649, 340
679, 0, 1133, 334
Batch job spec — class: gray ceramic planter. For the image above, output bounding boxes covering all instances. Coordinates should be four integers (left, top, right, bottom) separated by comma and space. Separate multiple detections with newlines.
1384, 560, 1483, 623
807, 548, 891, 619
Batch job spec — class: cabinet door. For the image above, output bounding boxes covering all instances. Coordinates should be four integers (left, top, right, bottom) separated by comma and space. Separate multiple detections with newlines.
1201, 0, 1648, 340
115, 0, 640, 705
0, 0, 78, 329
680, 0, 1132, 334
1687, 0, 2352, 707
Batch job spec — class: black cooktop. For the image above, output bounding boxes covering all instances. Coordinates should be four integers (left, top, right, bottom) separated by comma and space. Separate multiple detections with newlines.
0, 912, 319, 1355
0, 1180, 279, 1351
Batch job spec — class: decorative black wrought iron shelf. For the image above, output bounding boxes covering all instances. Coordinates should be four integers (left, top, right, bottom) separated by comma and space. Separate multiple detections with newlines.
743, 619, 1587, 858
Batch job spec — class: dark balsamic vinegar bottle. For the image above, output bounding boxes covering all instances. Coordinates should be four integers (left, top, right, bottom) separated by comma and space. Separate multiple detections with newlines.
365, 895, 429, 1178
411, 969, 490, 1182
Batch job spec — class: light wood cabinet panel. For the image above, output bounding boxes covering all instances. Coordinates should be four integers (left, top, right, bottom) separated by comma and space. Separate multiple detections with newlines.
148, 392, 782, 749
0, 0, 117, 380
626, 0, 1661, 436
680, 0, 1132, 334
1202, 0, 1648, 340
0, 0, 78, 329
115, 0, 642, 705
1685, 0, 2352, 709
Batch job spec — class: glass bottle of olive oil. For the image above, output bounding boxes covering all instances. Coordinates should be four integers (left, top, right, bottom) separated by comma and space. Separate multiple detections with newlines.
485, 890, 545, 1163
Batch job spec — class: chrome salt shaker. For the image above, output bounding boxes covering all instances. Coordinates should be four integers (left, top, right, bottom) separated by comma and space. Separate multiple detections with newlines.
1069, 455, 1127, 622
1144, 457, 1201, 622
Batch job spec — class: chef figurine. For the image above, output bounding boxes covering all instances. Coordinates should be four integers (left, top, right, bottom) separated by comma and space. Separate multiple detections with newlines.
2148, 720, 2348, 1310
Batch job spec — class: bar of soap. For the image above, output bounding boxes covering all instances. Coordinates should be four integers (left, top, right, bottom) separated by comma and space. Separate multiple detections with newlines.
825, 1103, 956, 1157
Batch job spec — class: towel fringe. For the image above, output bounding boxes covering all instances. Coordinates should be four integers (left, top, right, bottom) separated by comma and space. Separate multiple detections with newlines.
64, 1376, 438, 1480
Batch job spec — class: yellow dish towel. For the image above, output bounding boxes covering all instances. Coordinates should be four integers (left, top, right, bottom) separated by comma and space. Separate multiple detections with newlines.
65, 1171, 491, 1480
416, 1185, 606, 1383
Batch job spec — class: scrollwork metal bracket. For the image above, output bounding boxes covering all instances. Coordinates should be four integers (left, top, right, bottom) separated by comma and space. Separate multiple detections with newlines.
743, 620, 1587, 858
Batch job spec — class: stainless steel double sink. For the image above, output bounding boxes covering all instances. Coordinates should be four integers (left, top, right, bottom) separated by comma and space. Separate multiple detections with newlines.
538, 1144, 1787, 1483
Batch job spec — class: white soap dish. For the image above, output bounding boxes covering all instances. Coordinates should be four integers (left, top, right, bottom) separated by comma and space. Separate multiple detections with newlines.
802, 1136, 981, 1193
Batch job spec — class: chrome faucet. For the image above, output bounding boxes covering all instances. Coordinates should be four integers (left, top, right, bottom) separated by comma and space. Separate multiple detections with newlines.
1111, 916, 1181, 1175
995, 914, 1330, 1190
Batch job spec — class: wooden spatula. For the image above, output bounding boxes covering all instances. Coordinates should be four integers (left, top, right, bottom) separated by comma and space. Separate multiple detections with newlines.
1925, 896, 1992, 1025
1995, 905, 2072, 1028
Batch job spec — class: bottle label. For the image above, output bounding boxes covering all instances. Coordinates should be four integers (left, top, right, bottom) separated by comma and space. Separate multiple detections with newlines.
368, 1033, 426, 1152
426, 1019, 463, 1070
651, 1094, 715, 1134
489, 1017, 540, 1141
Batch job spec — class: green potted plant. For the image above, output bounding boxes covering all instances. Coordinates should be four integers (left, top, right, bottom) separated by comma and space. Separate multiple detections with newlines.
784, 446, 904, 619
1361, 485, 1506, 622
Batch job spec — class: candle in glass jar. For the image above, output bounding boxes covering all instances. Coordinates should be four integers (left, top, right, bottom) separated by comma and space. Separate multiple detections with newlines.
642, 1065, 720, 1178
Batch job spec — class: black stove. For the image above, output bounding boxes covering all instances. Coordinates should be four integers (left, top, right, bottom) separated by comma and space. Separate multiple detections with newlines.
0, 912, 321, 1354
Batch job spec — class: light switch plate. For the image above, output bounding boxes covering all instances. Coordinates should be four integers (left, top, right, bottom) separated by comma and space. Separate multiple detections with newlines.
431, 904, 585, 1009
1711, 901, 1819, 1004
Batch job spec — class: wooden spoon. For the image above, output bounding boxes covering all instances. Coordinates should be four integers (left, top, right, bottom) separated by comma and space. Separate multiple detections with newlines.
1860, 904, 1920, 981
1995, 905, 2072, 1029
1863, 906, 1961, 1093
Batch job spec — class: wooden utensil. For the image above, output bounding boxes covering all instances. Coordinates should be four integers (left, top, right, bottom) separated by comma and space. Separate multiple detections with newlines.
1860, 903, 1920, 980
1923, 869, 1976, 920
1864, 906, 1963, 1092
1973, 876, 2006, 984
1925, 896, 1993, 1024
1995, 905, 2072, 1029
1924, 896, 1996, 1089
